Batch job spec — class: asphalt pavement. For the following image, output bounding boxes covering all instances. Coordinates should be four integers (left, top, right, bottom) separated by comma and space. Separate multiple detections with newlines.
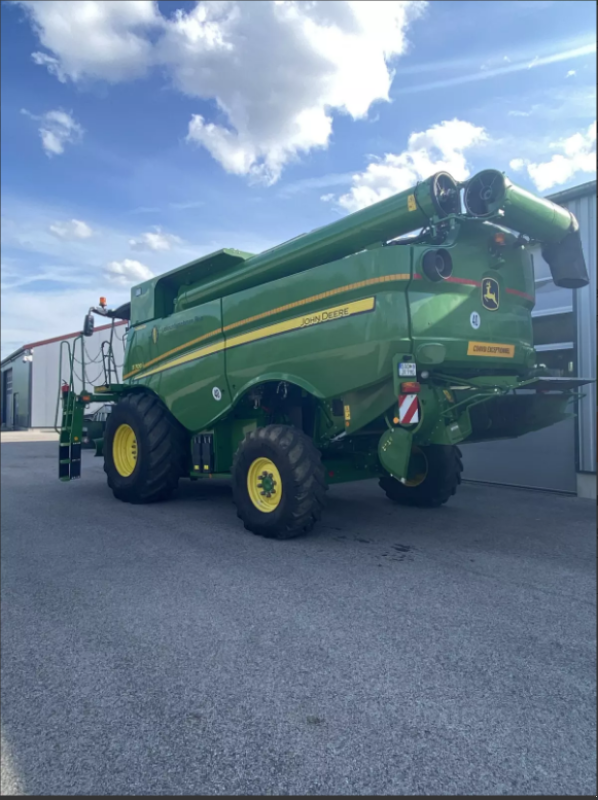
1, 441, 596, 795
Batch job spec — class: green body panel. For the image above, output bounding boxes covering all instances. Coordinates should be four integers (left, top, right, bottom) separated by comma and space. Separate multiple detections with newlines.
125, 221, 537, 437
131, 249, 254, 326
58, 169, 592, 486
409, 221, 535, 370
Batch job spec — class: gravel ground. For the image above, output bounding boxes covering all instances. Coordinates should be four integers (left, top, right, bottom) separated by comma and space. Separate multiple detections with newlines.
1, 441, 596, 796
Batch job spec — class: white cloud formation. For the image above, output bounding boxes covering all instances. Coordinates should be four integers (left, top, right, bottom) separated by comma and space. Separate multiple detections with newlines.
566, 69, 576, 78
31, 50, 67, 81
49, 219, 94, 239
21, 108, 83, 156
337, 119, 488, 212
129, 227, 182, 252
1, 195, 279, 358
104, 258, 154, 286
509, 121, 596, 191
20, 0, 163, 83
178, 0, 427, 183
19, 0, 427, 183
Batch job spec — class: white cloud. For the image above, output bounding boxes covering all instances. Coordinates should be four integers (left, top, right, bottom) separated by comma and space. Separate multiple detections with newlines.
566, 69, 576, 78
169, 200, 204, 210
1, 195, 279, 357
21, 107, 83, 156
104, 258, 154, 286
49, 219, 94, 239
129, 227, 182, 252
179, 1, 427, 183
19, 0, 163, 83
337, 119, 488, 212
509, 158, 527, 172
509, 121, 596, 191
31, 50, 67, 81
19, 0, 428, 183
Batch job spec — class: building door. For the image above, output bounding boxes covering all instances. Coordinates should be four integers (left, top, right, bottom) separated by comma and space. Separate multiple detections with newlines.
12, 393, 19, 430
2, 369, 13, 429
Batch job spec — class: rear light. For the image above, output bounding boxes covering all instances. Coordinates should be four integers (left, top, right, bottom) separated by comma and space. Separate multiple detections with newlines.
400, 381, 420, 394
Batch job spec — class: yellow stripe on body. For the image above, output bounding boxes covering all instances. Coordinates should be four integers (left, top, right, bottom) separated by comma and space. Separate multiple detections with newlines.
125, 272, 410, 380
133, 297, 375, 380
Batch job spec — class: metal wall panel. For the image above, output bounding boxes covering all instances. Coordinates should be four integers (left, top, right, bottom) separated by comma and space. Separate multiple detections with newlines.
462, 181, 596, 490
0, 356, 31, 429
567, 192, 596, 473
31, 326, 126, 428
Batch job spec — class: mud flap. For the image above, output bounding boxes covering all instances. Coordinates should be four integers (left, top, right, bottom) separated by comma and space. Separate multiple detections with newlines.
378, 426, 413, 481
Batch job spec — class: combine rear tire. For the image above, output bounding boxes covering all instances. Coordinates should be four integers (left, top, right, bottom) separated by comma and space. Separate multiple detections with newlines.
379, 445, 463, 508
104, 393, 187, 504
232, 425, 327, 539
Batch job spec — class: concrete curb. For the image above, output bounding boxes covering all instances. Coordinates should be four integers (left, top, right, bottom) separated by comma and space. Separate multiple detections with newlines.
1, 431, 59, 443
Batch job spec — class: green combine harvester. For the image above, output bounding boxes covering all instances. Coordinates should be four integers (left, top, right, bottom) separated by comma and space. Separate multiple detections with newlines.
58, 168, 591, 539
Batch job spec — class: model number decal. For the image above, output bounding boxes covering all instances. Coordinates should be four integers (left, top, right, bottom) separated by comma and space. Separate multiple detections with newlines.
467, 341, 515, 358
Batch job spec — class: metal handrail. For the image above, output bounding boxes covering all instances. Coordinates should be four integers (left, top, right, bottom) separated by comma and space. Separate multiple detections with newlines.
54, 340, 72, 433
54, 335, 86, 433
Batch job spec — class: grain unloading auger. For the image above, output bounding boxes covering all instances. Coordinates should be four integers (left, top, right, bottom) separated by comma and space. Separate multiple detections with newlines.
58, 168, 592, 539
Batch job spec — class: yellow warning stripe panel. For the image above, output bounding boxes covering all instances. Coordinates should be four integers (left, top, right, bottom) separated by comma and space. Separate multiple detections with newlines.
124, 273, 410, 380
467, 341, 515, 358
133, 297, 375, 381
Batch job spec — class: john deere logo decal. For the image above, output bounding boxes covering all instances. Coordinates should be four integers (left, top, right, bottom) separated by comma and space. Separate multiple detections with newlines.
152, 326, 158, 344
482, 277, 499, 311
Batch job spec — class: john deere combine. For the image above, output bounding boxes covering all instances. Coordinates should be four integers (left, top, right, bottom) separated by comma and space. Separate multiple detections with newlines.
58, 168, 591, 538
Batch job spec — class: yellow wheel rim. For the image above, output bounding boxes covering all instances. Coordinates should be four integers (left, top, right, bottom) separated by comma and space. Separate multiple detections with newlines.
247, 457, 282, 513
405, 446, 428, 488
113, 423, 138, 477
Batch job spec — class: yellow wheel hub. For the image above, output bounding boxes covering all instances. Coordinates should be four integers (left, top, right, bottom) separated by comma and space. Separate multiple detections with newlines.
113, 423, 138, 477
247, 457, 282, 513
405, 446, 428, 488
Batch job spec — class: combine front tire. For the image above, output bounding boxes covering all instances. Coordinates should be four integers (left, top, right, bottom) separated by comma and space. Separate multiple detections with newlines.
103, 393, 187, 504
232, 425, 327, 539
379, 445, 463, 508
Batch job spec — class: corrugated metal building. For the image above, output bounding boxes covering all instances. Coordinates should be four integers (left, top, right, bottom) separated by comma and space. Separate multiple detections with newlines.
1, 322, 126, 431
462, 180, 596, 498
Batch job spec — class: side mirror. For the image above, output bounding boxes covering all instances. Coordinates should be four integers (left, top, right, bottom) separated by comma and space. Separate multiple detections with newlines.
83, 313, 94, 337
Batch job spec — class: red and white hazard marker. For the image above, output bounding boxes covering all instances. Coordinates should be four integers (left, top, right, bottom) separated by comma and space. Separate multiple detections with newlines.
399, 394, 419, 424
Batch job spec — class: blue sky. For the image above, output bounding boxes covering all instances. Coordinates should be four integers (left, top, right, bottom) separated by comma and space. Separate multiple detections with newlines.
1, 0, 596, 358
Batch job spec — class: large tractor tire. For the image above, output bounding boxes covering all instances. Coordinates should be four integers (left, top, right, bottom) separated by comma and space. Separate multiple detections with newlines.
379, 445, 463, 508
103, 392, 187, 504
232, 425, 327, 539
